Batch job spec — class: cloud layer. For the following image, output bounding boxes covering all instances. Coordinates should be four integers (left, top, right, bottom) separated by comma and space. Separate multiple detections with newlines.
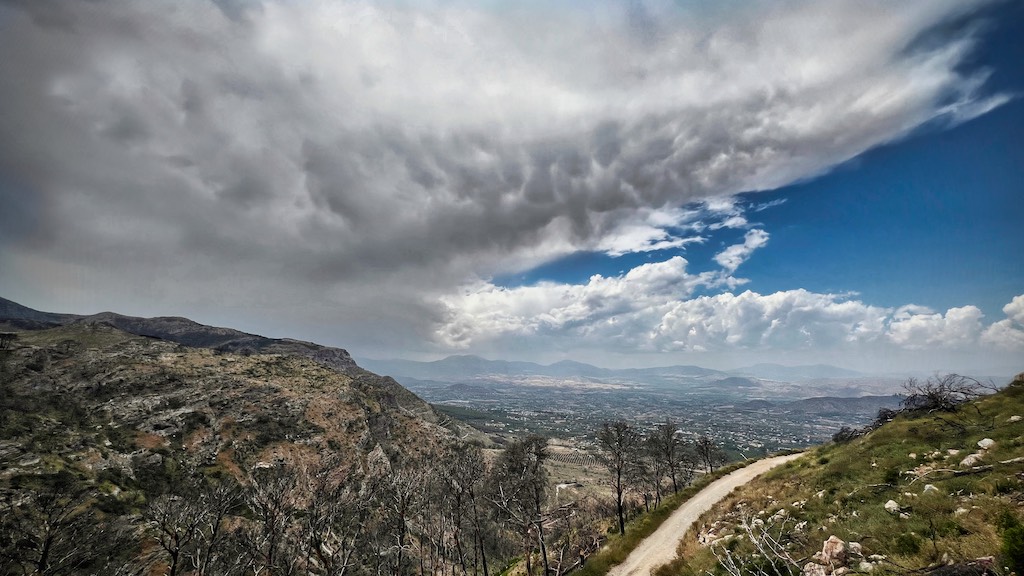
0, 0, 1016, 368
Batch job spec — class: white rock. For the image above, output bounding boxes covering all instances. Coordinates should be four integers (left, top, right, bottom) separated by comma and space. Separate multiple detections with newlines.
849, 542, 863, 556
834, 568, 851, 576
884, 500, 900, 514
859, 561, 875, 572
908, 452, 917, 459
1009, 415, 1022, 422
923, 484, 939, 494
954, 507, 970, 516
960, 453, 984, 467
977, 438, 995, 449
947, 449, 960, 456
899, 512, 911, 519
821, 535, 847, 565
802, 562, 828, 576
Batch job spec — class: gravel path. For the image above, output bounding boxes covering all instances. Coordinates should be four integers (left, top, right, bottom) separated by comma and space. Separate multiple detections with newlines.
607, 452, 805, 576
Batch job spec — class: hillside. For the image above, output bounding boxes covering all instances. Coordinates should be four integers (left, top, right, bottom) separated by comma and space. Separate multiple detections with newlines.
0, 308, 508, 575
662, 374, 1024, 576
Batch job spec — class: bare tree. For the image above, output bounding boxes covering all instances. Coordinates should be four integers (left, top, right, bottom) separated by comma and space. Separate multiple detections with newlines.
900, 374, 993, 413
597, 421, 640, 536
146, 494, 204, 576
239, 463, 302, 576
694, 435, 724, 473
0, 471, 117, 575
297, 458, 374, 576
489, 435, 550, 576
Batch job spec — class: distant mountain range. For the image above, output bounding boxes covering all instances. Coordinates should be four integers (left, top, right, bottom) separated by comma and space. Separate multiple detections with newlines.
359, 354, 865, 384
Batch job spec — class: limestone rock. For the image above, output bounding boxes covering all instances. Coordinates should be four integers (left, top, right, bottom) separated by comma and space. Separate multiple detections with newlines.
976, 438, 995, 450
960, 452, 984, 467
821, 535, 847, 565
802, 562, 828, 576
1009, 415, 1022, 422
884, 500, 900, 514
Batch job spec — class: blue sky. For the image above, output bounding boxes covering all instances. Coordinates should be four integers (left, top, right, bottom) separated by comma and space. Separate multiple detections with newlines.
1, 0, 1021, 374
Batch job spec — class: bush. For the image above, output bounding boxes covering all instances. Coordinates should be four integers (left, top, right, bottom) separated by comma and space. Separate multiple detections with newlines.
1003, 526, 1024, 574
893, 533, 921, 555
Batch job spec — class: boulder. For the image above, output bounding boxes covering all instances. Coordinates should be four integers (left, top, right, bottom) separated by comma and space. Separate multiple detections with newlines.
821, 535, 847, 565
1009, 415, 1022, 423
848, 542, 863, 556
960, 453, 984, 467
884, 500, 900, 514
923, 484, 939, 494
976, 438, 995, 450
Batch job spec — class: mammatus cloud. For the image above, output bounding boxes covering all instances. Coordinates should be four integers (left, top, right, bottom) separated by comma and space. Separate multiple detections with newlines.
0, 0, 1013, 365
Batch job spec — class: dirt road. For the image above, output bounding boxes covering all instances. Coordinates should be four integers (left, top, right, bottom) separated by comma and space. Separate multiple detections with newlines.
607, 452, 804, 576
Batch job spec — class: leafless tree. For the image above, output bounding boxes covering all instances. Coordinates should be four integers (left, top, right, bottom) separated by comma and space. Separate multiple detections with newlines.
0, 472, 120, 575
239, 463, 303, 576
489, 435, 550, 576
900, 374, 993, 413
694, 435, 724, 473
597, 421, 640, 536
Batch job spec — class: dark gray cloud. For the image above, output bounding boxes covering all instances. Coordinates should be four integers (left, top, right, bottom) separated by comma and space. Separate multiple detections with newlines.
0, 0, 1009, 361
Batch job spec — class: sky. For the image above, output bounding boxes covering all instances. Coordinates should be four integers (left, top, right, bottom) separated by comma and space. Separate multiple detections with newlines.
1, 0, 1022, 375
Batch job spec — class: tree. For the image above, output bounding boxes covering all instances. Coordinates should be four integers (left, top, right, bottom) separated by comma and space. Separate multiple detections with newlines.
239, 463, 302, 576
0, 471, 124, 575
649, 419, 694, 494
489, 435, 550, 576
597, 421, 640, 535
694, 434, 724, 473
297, 457, 374, 576
900, 374, 992, 413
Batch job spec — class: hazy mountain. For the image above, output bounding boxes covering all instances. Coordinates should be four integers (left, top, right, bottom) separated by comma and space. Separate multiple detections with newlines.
361, 354, 739, 383
731, 362, 864, 381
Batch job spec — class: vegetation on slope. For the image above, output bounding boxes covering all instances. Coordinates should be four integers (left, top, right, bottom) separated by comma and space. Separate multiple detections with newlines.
659, 374, 1024, 576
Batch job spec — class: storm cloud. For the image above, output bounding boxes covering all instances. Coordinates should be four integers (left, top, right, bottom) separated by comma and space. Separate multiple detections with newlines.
0, 0, 1014, 363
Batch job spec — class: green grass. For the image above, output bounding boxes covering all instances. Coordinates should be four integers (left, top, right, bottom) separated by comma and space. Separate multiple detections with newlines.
655, 375, 1024, 575
575, 460, 753, 576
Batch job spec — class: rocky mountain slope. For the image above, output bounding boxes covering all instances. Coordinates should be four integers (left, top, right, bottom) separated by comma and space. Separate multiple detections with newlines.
0, 322, 460, 483
0, 300, 503, 574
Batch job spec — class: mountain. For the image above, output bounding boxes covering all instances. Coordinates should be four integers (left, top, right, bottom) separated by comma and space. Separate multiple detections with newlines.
0, 296, 366, 375
731, 362, 864, 381
360, 354, 731, 383
0, 301, 511, 575
0, 296, 79, 328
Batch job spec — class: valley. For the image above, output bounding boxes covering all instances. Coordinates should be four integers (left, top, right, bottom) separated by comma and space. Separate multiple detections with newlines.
361, 356, 911, 456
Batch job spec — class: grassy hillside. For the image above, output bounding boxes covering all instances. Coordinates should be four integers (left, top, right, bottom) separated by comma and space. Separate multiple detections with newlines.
661, 374, 1024, 576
